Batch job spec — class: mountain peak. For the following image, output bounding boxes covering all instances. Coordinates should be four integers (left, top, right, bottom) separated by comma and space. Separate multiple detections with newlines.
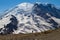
17, 2, 33, 11
0, 2, 60, 34
17, 2, 32, 6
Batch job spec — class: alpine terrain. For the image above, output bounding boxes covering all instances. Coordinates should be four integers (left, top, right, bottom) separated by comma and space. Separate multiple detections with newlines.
0, 2, 60, 34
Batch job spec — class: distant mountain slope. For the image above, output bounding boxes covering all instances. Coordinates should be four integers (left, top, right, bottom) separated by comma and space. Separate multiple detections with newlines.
0, 28, 60, 40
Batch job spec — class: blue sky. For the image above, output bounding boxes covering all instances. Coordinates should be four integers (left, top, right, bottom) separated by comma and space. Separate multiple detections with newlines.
0, 0, 60, 14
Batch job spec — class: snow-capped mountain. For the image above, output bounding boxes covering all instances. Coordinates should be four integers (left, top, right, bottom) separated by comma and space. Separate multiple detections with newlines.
0, 2, 60, 34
